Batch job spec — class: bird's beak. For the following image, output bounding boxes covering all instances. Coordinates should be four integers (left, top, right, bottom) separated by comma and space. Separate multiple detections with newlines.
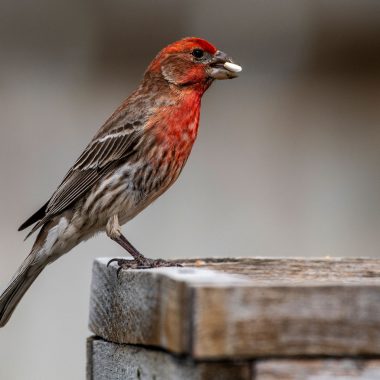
207, 50, 242, 80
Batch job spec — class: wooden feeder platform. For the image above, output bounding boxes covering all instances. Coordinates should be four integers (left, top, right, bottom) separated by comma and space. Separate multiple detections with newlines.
87, 257, 380, 380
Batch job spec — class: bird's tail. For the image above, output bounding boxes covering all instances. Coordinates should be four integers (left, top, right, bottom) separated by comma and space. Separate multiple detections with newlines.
0, 247, 45, 327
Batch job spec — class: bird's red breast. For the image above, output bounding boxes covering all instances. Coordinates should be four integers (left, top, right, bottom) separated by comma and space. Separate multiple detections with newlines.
152, 90, 201, 166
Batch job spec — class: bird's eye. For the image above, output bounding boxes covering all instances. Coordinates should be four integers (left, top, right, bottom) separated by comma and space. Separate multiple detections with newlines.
192, 49, 204, 59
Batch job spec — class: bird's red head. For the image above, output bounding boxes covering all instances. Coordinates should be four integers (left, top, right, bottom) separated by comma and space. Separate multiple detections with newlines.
146, 37, 242, 91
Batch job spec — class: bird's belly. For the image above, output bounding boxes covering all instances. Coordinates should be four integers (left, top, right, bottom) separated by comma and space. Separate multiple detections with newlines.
79, 158, 185, 229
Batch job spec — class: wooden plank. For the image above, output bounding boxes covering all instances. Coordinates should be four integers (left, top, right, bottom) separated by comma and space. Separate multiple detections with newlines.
192, 284, 380, 357
255, 359, 380, 380
87, 337, 251, 380
89, 259, 247, 354
186, 257, 380, 282
87, 337, 94, 380
89, 258, 380, 359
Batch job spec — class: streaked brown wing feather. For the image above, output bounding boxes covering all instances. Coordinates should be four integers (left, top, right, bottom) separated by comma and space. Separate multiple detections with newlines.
73, 132, 131, 170
20, 90, 155, 236
46, 130, 143, 216
24, 165, 116, 239
22, 127, 144, 239
46, 166, 110, 216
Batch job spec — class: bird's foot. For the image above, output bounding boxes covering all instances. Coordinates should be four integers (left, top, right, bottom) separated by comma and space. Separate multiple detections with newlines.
107, 257, 182, 276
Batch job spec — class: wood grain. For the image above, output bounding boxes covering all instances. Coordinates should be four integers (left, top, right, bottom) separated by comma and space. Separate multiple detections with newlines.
89, 257, 380, 359
87, 337, 251, 380
255, 359, 380, 380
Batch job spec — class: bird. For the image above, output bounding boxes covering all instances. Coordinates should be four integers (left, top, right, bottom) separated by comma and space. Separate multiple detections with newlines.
0, 37, 242, 327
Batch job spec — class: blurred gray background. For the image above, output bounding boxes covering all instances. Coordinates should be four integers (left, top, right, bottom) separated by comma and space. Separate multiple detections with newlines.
0, 0, 380, 378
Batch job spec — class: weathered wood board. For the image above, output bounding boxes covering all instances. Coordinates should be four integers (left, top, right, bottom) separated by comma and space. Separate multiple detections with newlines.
87, 338, 380, 380
89, 257, 380, 359
87, 337, 251, 380
255, 359, 380, 380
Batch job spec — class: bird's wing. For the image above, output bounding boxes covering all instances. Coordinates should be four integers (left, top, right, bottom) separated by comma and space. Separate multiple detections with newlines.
20, 107, 149, 237
46, 127, 143, 216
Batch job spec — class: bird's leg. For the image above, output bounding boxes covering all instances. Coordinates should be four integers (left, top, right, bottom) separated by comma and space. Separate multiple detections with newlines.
106, 215, 147, 264
106, 215, 181, 270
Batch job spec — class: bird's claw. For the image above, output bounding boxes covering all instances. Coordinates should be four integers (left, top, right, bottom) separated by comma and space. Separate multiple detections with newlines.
107, 258, 120, 267
108, 257, 182, 276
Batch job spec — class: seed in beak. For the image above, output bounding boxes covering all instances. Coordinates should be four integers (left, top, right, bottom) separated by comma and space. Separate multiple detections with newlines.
224, 62, 242, 73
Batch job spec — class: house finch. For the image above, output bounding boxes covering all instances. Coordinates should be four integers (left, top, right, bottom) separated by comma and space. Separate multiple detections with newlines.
0, 37, 241, 327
